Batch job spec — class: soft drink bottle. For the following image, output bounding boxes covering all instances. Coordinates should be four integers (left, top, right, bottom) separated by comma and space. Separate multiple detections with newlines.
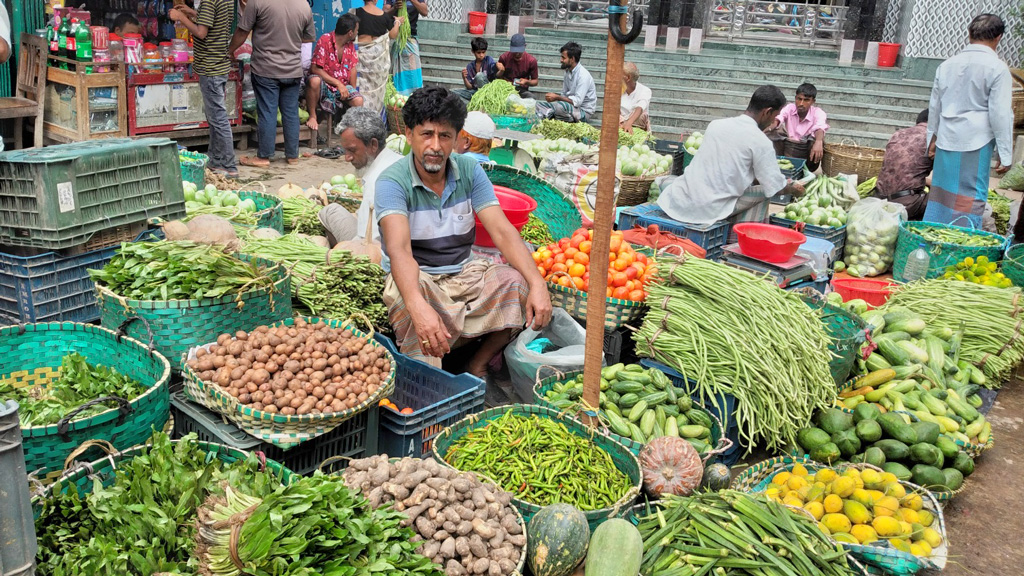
66, 18, 78, 61
57, 16, 70, 68
76, 18, 93, 72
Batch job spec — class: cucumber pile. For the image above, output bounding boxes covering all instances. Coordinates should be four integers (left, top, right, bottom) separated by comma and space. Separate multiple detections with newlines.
541, 363, 716, 453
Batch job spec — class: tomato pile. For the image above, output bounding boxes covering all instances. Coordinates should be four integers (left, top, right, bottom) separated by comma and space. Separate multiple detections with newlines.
532, 228, 656, 301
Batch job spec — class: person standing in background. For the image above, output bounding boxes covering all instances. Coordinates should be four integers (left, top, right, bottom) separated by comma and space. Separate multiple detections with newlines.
924, 13, 1013, 227
229, 0, 315, 168
170, 0, 238, 178
355, 0, 403, 115
385, 0, 426, 95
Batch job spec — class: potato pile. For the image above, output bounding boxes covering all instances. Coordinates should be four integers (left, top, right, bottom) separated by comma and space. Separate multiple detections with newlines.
343, 455, 526, 576
186, 318, 391, 416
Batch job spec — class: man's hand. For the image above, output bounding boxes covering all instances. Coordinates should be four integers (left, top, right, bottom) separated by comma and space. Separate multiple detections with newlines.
461, 69, 468, 80
996, 164, 1012, 175
928, 141, 936, 160
789, 180, 806, 196
168, 8, 183, 22
544, 92, 559, 102
810, 140, 824, 163
524, 286, 553, 331
496, 62, 505, 73
409, 301, 451, 358
620, 122, 633, 133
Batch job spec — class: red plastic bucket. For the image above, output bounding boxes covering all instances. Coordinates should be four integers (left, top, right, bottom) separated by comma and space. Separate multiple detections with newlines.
468, 11, 486, 35
877, 43, 900, 67
473, 185, 536, 247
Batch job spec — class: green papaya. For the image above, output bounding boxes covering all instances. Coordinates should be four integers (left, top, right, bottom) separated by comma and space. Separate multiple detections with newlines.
832, 429, 862, 458
853, 402, 881, 423
910, 421, 941, 445
864, 446, 887, 468
810, 442, 842, 464
855, 419, 883, 443
877, 412, 919, 445
883, 461, 913, 482
797, 427, 832, 453
952, 451, 975, 477
817, 408, 855, 435
911, 464, 947, 490
941, 468, 964, 491
873, 439, 911, 461
910, 443, 944, 468
935, 436, 960, 461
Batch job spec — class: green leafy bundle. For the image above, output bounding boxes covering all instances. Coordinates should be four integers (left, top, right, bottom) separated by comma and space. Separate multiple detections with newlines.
35, 433, 286, 576
195, 474, 444, 576
0, 353, 145, 427
988, 189, 1010, 235
281, 196, 326, 236
89, 241, 275, 301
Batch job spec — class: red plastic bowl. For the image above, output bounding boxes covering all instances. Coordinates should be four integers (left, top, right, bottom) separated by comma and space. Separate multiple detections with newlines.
733, 223, 807, 263
831, 277, 895, 309
474, 186, 536, 247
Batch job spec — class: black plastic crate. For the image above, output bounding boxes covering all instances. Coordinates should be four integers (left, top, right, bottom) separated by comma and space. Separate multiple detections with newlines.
603, 324, 639, 365
374, 335, 486, 459
170, 391, 378, 475
653, 139, 686, 176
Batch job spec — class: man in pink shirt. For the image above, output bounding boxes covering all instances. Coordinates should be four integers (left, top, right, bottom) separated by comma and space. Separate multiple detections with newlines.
769, 83, 829, 171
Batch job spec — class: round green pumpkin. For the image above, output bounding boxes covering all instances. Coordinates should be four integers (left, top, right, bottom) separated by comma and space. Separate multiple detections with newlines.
700, 462, 731, 491
527, 503, 590, 576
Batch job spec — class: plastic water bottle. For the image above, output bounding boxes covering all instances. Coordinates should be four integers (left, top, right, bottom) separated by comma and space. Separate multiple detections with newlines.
902, 243, 931, 283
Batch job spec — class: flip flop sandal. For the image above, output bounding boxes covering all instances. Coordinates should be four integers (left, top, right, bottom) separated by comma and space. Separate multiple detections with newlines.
286, 158, 300, 165
239, 156, 270, 168
314, 147, 343, 159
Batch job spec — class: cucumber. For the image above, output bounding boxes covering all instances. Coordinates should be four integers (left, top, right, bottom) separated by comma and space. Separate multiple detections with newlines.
864, 353, 892, 372
640, 411, 656, 437
611, 381, 643, 394
617, 393, 640, 410
603, 403, 621, 418
877, 331, 912, 342
642, 392, 668, 406
685, 409, 713, 429
601, 363, 625, 381
896, 341, 929, 364
664, 384, 678, 404
662, 404, 680, 417
878, 339, 914, 366
615, 371, 652, 385
679, 425, 709, 438
887, 318, 927, 335
606, 411, 631, 437
924, 337, 946, 376
664, 417, 679, 438
629, 423, 646, 444
655, 406, 667, 429
628, 400, 649, 423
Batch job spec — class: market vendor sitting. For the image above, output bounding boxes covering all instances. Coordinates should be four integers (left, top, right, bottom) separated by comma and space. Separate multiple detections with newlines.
872, 109, 933, 221
767, 83, 829, 172
456, 111, 496, 164
619, 62, 651, 134
375, 86, 553, 376
657, 85, 806, 226
535, 42, 596, 124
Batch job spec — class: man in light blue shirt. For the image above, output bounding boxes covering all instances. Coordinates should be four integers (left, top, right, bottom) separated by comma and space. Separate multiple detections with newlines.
924, 13, 1013, 227
536, 42, 597, 123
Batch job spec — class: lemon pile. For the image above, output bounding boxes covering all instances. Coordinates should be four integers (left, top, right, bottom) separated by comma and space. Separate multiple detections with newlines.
943, 255, 1012, 287
765, 464, 943, 558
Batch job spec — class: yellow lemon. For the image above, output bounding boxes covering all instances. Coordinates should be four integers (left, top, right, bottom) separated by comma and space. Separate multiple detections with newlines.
902, 493, 924, 511
843, 469, 866, 489
823, 494, 844, 514
804, 501, 825, 521
832, 532, 859, 545
831, 476, 856, 498
843, 500, 873, 525
772, 471, 793, 486
922, 527, 943, 548
850, 488, 876, 508
850, 524, 879, 544
872, 516, 901, 537
910, 542, 932, 557
860, 469, 883, 489
783, 495, 805, 508
765, 486, 782, 499
898, 521, 914, 538
884, 483, 907, 499
791, 463, 810, 477
879, 472, 899, 486
815, 469, 838, 484
867, 489, 887, 503
822, 513, 852, 534
899, 508, 920, 525
873, 496, 901, 517
806, 482, 827, 503
909, 523, 926, 540
917, 509, 935, 527
787, 475, 808, 491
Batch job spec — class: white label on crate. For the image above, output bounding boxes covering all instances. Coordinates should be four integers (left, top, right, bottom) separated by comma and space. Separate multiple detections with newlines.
57, 182, 74, 213
171, 84, 188, 112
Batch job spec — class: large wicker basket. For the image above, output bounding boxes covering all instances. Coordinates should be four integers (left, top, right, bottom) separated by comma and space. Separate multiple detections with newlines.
482, 164, 583, 241
822, 139, 885, 182
547, 277, 646, 330
617, 172, 663, 207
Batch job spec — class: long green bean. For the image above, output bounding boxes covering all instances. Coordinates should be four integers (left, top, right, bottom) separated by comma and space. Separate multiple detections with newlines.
633, 257, 835, 453
909, 225, 1002, 246
444, 411, 632, 510
281, 196, 325, 235
467, 80, 517, 115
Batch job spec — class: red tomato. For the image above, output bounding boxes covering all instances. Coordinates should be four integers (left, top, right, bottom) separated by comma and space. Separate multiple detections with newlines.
612, 286, 629, 299
628, 289, 645, 301
551, 262, 568, 274
574, 251, 590, 266
612, 272, 628, 287
624, 266, 639, 281
579, 240, 593, 254
571, 277, 585, 290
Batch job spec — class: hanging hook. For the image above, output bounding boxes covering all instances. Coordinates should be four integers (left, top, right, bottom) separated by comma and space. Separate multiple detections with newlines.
608, 1, 643, 45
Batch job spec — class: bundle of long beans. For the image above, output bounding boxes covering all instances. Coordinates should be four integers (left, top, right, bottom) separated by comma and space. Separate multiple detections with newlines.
884, 280, 1024, 386
281, 196, 325, 235
395, 0, 411, 51
243, 234, 389, 330
636, 492, 860, 576
633, 257, 834, 453
467, 80, 517, 115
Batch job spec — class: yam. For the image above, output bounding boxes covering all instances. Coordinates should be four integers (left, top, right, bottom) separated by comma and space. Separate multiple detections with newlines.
182, 214, 241, 250
162, 220, 190, 241
249, 227, 282, 240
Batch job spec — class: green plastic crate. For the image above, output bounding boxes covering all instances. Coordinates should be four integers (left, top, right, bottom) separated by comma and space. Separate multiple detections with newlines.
0, 138, 187, 249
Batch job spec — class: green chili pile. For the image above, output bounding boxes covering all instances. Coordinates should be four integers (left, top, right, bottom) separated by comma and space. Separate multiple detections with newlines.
89, 241, 275, 300
195, 475, 443, 576
519, 213, 554, 247
34, 433, 287, 576
444, 411, 633, 510
467, 80, 517, 115
243, 233, 389, 330
884, 280, 1024, 385
636, 492, 860, 576
0, 353, 145, 427
281, 195, 325, 236
908, 224, 1003, 247
633, 256, 835, 453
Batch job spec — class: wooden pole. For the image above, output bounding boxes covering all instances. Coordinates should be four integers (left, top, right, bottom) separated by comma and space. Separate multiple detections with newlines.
580, 4, 629, 424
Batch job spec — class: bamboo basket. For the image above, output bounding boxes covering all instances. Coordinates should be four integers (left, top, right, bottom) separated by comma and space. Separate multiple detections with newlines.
617, 173, 661, 207
822, 139, 885, 182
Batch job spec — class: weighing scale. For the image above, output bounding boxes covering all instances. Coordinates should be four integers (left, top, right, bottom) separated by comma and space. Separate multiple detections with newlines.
718, 243, 819, 289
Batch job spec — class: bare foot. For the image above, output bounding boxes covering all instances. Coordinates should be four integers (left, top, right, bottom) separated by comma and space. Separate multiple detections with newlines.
286, 157, 300, 165
305, 116, 319, 131
239, 156, 270, 168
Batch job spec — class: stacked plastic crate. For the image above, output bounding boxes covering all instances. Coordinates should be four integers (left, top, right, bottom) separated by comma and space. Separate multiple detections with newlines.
0, 138, 186, 325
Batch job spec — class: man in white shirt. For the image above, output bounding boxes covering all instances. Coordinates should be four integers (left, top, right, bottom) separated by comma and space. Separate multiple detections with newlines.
924, 13, 1013, 227
619, 62, 651, 133
536, 42, 597, 123
336, 107, 403, 241
657, 85, 805, 226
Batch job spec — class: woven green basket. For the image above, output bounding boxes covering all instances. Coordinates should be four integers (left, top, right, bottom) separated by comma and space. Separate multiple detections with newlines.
34, 438, 294, 516
432, 404, 641, 532
807, 297, 867, 385
482, 164, 582, 241
893, 220, 1008, 280
96, 254, 292, 371
547, 280, 646, 330
532, 370, 731, 459
0, 321, 171, 485
836, 375, 995, 460
326, 192, 362, 213
492, 114, 537, 132
182, 316, 395, 449
1002, 243, 1024, 287
179, 150, 207, 188
732, 456, 948, 576
237, 190, 284, 234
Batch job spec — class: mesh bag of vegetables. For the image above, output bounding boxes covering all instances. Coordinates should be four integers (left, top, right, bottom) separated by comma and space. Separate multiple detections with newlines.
843, 198, 907, 277
998, 162, 1024, 191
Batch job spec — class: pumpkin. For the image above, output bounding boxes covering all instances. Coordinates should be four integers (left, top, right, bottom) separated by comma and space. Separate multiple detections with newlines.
584, 518, 642, 576
639, 436, 703, 497
700, 462, 732, 491
527, 503, 589, 576
277, 182, 305, 199
331, 206, 382, 264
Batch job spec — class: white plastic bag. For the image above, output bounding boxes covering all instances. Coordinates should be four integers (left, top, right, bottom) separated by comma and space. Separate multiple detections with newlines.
843, 198, 907, 277
504, 308, 599, 403
506, 94, 536, 116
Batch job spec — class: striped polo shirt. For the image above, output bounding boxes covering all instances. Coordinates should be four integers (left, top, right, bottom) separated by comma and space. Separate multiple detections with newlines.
193, 0, 234, 77
375, 153, 500, 274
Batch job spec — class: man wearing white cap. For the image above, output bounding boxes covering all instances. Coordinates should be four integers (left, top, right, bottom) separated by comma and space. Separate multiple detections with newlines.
457, 111, 496, 164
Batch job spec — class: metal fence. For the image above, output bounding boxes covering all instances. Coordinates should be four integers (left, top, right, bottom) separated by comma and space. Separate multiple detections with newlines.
705, 1, 848, 47
532, 0, 652, 27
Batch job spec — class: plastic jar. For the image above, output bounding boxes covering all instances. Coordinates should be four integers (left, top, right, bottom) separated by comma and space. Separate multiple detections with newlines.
172, 38, 189, 72
109, 35, 123, 64
159, 41, 173, 72
93, 48, 110, 73
142, 43, 162, 73
122, 33, 143, 72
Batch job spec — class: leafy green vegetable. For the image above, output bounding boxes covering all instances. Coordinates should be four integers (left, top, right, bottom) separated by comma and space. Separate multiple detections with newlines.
989, 189, 1010, 235
0, 353, 145, 427
89, 241, 275, 301
281, 195, 326, 236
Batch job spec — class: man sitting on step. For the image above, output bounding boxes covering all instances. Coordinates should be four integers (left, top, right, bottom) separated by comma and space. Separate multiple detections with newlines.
767, 82, 829, 172
535, 42, 596, 124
